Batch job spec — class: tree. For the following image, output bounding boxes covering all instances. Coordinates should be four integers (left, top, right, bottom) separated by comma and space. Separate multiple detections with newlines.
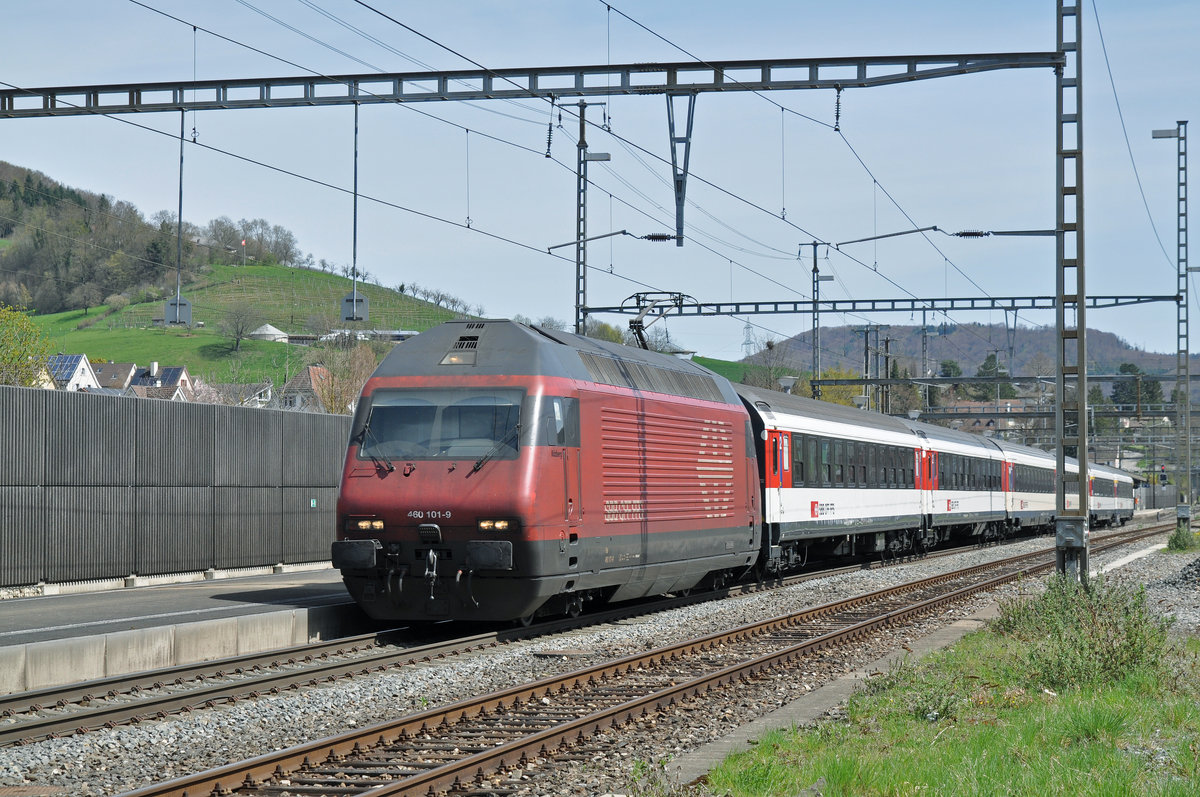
939, 359, 964, 402
886, 361, 922, 416
583, 319, 625, 344
808, 365, 868, 408
969, 352, 1017, 401
1087, 384, 1116, 436
67, 282, 103, 316
741, 338, 796, 392
220, 302, 261, 352
640, 325, 684, 353
0, 304, 52, 386
311, 343, 377, 414
1111, 363, 1163, 409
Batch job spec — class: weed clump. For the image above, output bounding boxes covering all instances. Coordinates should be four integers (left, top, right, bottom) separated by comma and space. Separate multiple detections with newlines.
1167, 523, 1197, 552
993, 575, 1174, 691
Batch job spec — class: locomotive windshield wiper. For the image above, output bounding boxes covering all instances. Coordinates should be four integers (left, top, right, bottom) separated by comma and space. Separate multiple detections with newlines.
357, 409, 396, 472
471, 423, 521, 475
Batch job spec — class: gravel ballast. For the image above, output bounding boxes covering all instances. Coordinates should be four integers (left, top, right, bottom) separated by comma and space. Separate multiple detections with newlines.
2, 525, 1196, 796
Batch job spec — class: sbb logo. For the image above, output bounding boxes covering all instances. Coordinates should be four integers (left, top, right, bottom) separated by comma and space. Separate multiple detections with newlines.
811, 501, 835, 518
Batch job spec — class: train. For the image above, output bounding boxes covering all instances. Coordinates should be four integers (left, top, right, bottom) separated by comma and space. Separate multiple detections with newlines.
332, 319, 1136, 624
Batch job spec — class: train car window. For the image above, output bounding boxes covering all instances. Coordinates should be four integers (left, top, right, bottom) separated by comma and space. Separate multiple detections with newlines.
806, 436, 817, 487
791, 434, 805, 485
820, 438, 832, 484
782, 434, 790, 473
834, 441, 844, 484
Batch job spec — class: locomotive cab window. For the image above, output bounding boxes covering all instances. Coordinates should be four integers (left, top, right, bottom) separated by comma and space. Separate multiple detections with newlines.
354, 388, 524, 461
530, 395, 580, 447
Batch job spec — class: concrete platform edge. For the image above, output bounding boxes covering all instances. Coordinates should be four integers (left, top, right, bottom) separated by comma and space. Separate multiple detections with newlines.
0, 603, 354, 696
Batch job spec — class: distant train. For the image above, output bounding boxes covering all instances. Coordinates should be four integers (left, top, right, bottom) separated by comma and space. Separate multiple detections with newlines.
332, 320, 1135, 624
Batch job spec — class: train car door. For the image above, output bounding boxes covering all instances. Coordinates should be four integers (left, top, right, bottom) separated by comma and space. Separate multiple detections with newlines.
764, 429, 789, 519
922, 450, 938, 519
547, 395, 581, 569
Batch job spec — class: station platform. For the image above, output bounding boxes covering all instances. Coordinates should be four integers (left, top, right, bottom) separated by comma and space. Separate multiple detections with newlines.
0, 565, 376, 696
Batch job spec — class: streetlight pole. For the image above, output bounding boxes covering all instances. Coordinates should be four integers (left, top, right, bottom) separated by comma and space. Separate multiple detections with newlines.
1153, 121, 1190, 532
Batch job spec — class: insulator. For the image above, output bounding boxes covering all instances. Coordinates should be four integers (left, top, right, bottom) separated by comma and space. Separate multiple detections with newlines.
641, 233, 677, 242
955, 230, 989, 238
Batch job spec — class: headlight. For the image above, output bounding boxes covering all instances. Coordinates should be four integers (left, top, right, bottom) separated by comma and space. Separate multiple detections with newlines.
478, 519, 518, 532
347, 517, 385, 532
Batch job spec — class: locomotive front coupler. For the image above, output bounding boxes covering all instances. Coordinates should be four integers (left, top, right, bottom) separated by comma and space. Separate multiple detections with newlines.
424, 549, 439, 599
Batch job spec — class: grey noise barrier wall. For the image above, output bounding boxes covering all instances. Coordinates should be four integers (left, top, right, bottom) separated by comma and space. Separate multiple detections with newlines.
0, 385, 351, 588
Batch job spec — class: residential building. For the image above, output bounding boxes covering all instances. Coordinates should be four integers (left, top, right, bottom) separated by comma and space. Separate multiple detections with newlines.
277, 365, 331, 412
93, 362, 137, 391
45, 354, 100, 392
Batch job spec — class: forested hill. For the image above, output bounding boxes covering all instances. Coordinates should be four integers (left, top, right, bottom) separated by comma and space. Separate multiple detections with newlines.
0, 161, 323, 317
770, 322, 1195, 381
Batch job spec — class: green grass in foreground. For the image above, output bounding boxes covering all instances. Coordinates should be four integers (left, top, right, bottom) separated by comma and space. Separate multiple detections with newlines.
627, 576, 1200, 796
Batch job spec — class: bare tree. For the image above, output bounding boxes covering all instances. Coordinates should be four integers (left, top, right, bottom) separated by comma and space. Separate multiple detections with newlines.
312, 343, 377, 414
220, 302, 261, 352
741, 338, 797, 391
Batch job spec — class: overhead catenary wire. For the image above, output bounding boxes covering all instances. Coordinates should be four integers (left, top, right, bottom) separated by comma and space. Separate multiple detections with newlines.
122, 2, 800, 310
35, 1, 1022, 360
593, 3, 1021, 324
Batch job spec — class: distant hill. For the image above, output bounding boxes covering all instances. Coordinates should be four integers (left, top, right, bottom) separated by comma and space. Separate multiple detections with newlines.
760, 322, 1198, 394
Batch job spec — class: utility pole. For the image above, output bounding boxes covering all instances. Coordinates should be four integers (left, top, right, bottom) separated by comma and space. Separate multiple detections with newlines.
1055, 0, 1089, 579
883, 336, 893, 414
1153, 121, 1190, 531
860, 326, 871, 410
574, 101, 609, 335
921, 310, 931, 410
811, 242, 832, 399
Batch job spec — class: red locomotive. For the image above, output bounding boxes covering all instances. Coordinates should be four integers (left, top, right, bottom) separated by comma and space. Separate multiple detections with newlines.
333, 320, 761, 623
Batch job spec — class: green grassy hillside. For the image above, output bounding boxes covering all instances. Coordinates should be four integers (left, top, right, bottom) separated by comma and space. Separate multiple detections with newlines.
32, 263, 465, 388
31, 262, 748, 389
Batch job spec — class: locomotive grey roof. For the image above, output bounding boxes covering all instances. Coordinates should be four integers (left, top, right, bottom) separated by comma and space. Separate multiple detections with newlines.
371, 319, 743, 405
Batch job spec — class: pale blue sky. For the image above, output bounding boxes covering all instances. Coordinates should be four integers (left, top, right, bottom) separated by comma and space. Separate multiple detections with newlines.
3, 1, 1197, 364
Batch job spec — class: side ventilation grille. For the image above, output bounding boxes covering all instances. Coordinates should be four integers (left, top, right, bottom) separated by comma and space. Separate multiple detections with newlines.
579, 352, 724, 403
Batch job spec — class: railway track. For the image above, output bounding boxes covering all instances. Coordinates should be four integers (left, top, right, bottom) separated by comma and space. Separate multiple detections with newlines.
111, 525, 1166, 797
0, 523, 1166, 749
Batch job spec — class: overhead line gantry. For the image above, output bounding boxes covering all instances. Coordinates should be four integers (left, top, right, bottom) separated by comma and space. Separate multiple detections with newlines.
1, 21, 1090, 575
